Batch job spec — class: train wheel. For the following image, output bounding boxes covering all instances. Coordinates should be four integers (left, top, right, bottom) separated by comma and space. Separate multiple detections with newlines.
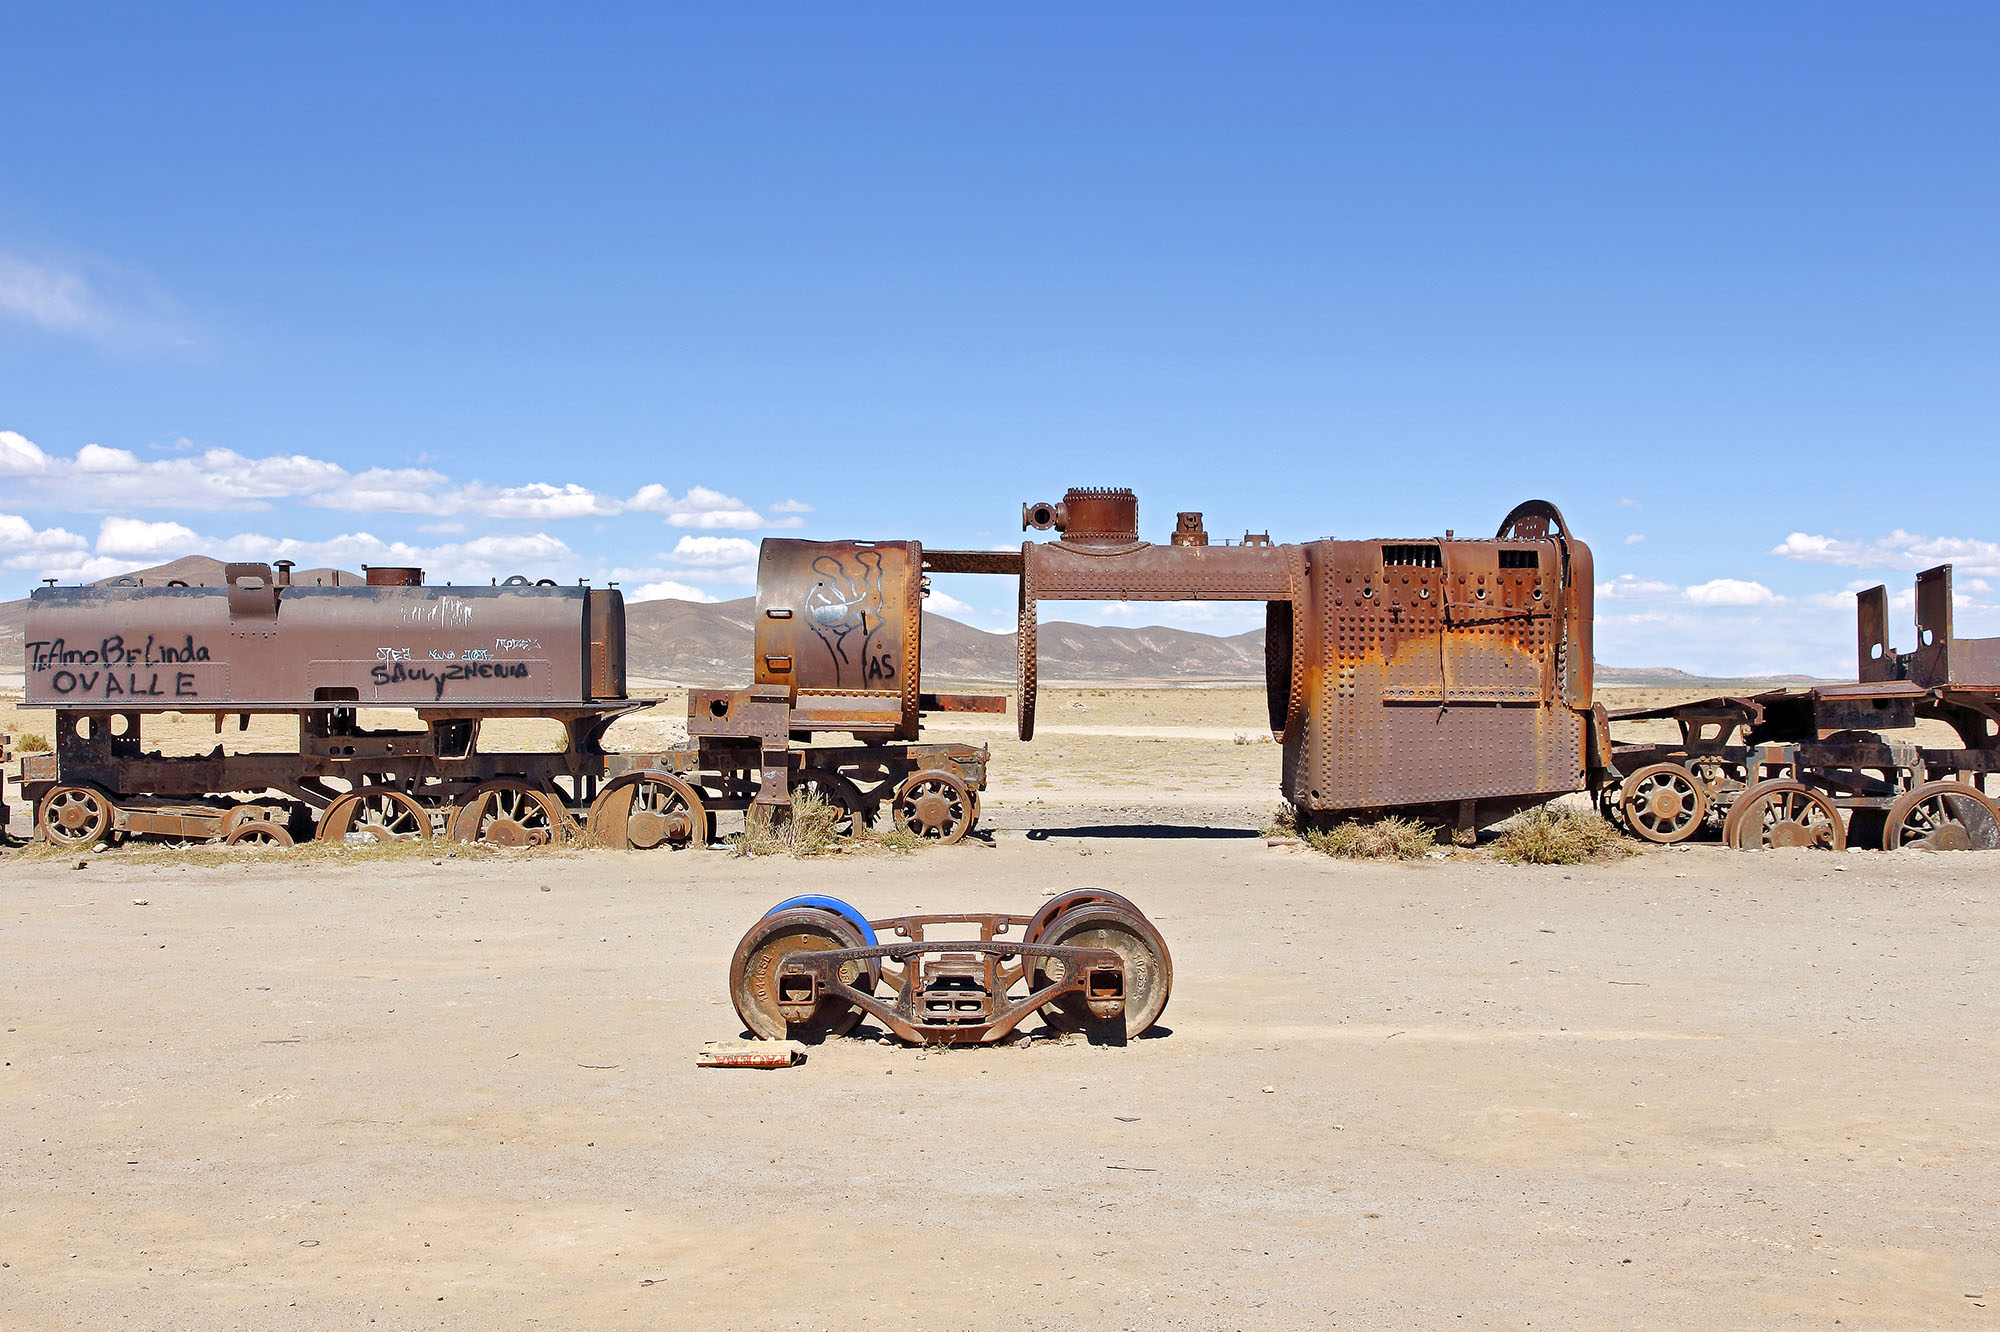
1619, 763, 1709, 844
1033, 902, 1173, 1039
318, 790, 430, 843
39, 785, 113, 847
787, 769, 869, 836
226, 821, 294, 849
1882, 781, 2000, 851
588, 771, 707, 850
1023, 888, 1145, 947
728, 906, 871, 1042
1722, 780, 1846, 851
449, 780, 566, 847
891, 769, 974, 844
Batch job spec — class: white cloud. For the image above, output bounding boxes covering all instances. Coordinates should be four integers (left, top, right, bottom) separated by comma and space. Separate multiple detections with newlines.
627, 483, 803, 530
1060, 600, 1267, 634
96, 516, 202, 559
630, 579, 719, 604
1684, 578, 1779, 607
5, 434, 352, 511
0, 430, 51, 476
0, 253, 113, 339
1617, 497, 1640, 509
1624, 533, 1645, 545
462, 481, 620, 520
0, 250, 194, 353
1600, 574, 1780, 607
220, 531, 580, 583
27, 519, 582, 588
1598, 575, 1681, 601
75, 443, 140, 472
667, 535, 760, 567
308, 466, 456, 515
0, 513, 90, 571
0, 429, 811, 600
925, 590, 974, 615
1773, 530, 2000, 578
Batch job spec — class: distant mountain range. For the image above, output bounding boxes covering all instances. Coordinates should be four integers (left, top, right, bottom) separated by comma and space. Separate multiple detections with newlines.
0, 556, 1841, 689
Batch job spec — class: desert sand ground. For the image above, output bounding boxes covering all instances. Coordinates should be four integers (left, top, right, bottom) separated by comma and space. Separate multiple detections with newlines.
2, 688, 1996, 1329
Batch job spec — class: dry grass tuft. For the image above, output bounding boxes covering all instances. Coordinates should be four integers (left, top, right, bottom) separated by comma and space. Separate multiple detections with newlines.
858, 822, 926, 853
1261, 804, 1301, 839
783, 790, 846, 858
1492, 806, 1636, 865
1302, 814, 1438, 861
731, 790, 910, 858
15, 732, 51, 752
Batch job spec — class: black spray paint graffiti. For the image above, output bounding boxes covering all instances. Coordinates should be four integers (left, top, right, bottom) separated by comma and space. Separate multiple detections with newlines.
27, 635, 212, 672
40, 668, 204, 699
804, 549, 897, 687
30, 635, 215, 700
370, 659, 533, 700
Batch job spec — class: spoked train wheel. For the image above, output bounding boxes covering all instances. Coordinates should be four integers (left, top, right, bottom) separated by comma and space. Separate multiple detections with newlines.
1722, 780, 1846, 851
317, 790, 431, 843
226, 821, 294, 848
588, 771, 708, 850
1619, 763, 1709, 844
38, 785, 114, 847
1882, 781, 2000, 851
891, 769, 975, 844
450, 781, 567, 847
728, 906, 872, 1042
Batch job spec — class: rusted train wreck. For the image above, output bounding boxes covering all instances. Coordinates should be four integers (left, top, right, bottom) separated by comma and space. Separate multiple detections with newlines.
1601, 564, 2000, 850
14, 556, 995, 850
921, 486, 1606, 838
10, 483, 1993, 856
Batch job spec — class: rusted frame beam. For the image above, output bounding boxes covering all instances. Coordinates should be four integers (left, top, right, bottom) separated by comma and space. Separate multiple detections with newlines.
778, 940, 1124, 1045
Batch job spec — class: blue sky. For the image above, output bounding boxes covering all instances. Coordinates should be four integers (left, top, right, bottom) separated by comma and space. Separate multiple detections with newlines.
2, 3, 1994, 675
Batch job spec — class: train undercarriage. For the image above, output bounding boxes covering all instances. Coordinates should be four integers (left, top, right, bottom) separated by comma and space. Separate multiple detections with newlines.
15, 696, 990, 852
1597, 565, 2000, 852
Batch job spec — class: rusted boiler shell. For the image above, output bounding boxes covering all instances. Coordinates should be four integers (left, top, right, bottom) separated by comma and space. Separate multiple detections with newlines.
24, 565, 627, 709
754, 540, 924, 741
1277, 529, 1593, 814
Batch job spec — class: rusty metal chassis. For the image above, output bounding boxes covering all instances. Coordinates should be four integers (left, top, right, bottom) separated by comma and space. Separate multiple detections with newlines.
609, 739, 988, 824
665, 683, 987, 821
1605, 687, 2000, 819
22, 702, 644, 840
775, 912, 1124, 1044
22, 685, 987, 842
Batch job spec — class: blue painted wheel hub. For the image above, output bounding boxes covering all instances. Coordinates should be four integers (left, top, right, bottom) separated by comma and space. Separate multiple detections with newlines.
764, 894, 877, 946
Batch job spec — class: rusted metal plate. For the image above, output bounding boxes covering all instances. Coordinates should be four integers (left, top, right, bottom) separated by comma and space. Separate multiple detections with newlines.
923, 549, 1025, 576
754, 540, 923, 740
1025, 541, 1292, 601
919, 692, 1007, 714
